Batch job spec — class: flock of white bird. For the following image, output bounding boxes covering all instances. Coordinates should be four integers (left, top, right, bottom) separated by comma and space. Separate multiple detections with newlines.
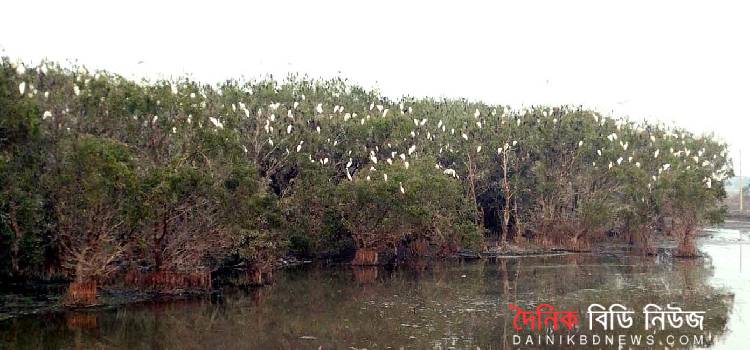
11, 60, 731, 197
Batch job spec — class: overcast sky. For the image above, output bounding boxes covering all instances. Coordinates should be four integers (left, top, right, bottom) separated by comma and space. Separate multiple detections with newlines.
2, 0, 749, 174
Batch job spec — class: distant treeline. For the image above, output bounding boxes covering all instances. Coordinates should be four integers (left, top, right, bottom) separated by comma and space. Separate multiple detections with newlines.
0, 57, 732, 291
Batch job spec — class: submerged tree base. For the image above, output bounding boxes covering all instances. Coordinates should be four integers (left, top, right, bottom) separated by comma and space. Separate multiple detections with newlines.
63, 281, 97, 306
675, 240, 701, 258
352, 249, 379, 266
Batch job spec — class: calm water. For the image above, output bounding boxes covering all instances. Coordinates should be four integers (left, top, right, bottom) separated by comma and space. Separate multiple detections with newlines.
1, 224, 749, 349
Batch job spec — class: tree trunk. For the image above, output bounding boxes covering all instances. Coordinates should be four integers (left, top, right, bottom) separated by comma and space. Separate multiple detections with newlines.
676, 224, 700, 257
9, 203, 22, 276
63, 280, 97, 306
352, 248, 379, 266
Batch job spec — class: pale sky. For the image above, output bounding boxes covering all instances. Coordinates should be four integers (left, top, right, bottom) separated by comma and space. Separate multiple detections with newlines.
2, 0, 749, 174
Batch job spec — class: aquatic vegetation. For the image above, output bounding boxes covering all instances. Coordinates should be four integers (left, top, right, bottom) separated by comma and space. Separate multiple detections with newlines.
0, 56, 733, 296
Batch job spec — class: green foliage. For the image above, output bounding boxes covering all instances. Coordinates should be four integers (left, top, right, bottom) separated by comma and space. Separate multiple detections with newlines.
0, 56, 735, 280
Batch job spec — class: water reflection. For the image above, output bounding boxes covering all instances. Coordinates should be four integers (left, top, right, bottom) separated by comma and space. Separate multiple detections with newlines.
2, 229, 747, 349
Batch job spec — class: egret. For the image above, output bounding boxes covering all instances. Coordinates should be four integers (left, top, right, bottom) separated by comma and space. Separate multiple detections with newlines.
578, 140, 583, 147
597, 149, 602, 156
316, 126, 321, 134
387, 158, 393, 165
443, 168, 457, 178
18, 82, 25, 94
399, 182, 405, 194
404, 161, 409, 169
369, 102, 375, 110
383, 173, 388, 181
408, 145, 417, 155
662, 163, 670, 170
316, 103, 323, 114
461, 133, 468, 141
399, 153, 406, 161
287, 125, 292, 134
476, 145, 482, 153
268, 138, 274, 146
474, 109, 480, 118
323, 157, 329, 165
617, 157, 623, 165
73, 85, 80, 96
209, 117, 224, 129
346, 168, 353, 181
43, 111, 52, 119
296, 144, 302, 152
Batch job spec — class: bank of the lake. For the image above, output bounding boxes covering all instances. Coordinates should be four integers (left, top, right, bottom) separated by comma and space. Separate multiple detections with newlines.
1, 221, 747, 349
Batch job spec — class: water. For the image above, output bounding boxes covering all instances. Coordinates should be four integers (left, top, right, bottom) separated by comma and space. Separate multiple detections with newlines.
1, 223, 748, 349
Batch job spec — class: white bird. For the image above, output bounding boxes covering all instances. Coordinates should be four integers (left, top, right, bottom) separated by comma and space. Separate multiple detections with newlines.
662, 163, 670, 170
209, 117, 224, 129
346, 158, 353, 168
404, 161, 409, 169
296, 144, 302, 152
578, 140, 583, 147
383, 173, 388, 182
654, 149, 660, 158
476, 145, 482, 153
268, 138, 274, 146
443, 168, 457, 178
461, 133, 469, 141
474, 109, 480, 118
316, 126, 321, 134
43, 111, 52, 119
617, 157, 623, 165
316, 103, 323, 114
287, 124, 292, 134
408, 145, 417, 155
635, 161, 641, 168
323, 157, 329, 165
18, 82, 26, 94
387, 158, 393, 165
597, 149, 602, 156
346, 168, 353, 181
73, 85, 80, 96
399, 182, 405, 194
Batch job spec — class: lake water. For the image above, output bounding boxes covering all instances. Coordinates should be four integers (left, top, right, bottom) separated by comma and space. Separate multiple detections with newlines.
1, 222, 749, 349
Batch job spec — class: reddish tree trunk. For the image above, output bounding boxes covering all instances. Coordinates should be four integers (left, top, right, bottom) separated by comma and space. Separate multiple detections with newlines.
63, 280, 98, 306
352, 249, 379, 265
